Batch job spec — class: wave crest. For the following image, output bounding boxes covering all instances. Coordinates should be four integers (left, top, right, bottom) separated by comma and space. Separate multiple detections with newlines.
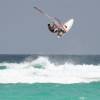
0, 56, 100, 84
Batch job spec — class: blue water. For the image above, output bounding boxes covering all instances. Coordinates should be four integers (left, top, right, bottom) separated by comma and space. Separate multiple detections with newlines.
0, 55, 100, 100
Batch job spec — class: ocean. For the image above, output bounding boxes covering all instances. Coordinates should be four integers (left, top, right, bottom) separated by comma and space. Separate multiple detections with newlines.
0, 54, 100, 100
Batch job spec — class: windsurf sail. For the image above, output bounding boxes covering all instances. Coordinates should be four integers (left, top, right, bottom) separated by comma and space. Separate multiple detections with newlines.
34, 6, 66, 31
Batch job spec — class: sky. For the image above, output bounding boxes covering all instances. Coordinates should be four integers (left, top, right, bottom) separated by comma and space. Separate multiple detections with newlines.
0, 0, 100, 54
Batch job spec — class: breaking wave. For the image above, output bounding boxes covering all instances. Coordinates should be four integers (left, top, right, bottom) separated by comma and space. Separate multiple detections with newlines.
0, 56, 100, 84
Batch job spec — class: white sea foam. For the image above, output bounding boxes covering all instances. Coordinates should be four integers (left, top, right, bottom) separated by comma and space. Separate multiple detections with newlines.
0, 56, 100, 84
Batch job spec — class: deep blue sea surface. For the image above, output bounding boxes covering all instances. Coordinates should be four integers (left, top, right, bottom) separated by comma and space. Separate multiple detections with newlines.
0, 54, 100, 100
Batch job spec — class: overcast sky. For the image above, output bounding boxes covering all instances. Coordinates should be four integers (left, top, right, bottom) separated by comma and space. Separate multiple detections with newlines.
0, 0, 100, 54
